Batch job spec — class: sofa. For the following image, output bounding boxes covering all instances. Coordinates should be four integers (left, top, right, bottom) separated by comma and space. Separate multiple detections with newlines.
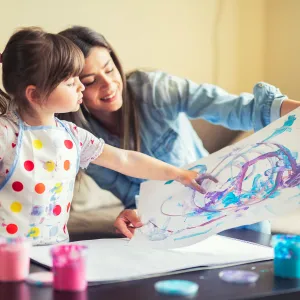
68, 119, 300, 237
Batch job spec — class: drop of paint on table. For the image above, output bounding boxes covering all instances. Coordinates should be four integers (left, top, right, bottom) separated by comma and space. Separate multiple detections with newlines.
219, 270, 259, 284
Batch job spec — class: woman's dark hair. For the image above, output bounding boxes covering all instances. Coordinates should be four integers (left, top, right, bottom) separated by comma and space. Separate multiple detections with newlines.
59, 26, 140, 151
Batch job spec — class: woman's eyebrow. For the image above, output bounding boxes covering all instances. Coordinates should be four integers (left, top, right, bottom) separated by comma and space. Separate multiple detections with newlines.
80, 60, 111, 79
80, 73, 95, 79
102, 59, 111, 68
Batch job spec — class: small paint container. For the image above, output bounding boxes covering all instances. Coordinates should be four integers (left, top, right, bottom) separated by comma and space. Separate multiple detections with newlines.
154, 280, 199, 296
272, 234, 300, 278
51, 244, 88, 292
0, 237, 31, 282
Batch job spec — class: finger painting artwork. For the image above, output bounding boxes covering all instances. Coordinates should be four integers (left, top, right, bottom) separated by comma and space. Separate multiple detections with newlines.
130, 109, 300, 249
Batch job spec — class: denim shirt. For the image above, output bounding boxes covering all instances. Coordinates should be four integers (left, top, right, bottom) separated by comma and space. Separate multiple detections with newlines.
86, 70, 287, 209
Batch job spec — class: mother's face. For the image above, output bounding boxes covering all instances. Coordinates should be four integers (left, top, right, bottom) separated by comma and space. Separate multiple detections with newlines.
79, 47, 123, 114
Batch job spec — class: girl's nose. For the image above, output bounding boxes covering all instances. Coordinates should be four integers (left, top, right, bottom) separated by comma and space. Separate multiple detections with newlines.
76, 77, 85, 92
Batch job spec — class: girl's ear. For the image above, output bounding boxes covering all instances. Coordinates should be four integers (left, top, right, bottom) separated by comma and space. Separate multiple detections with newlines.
25, 85, 40, 105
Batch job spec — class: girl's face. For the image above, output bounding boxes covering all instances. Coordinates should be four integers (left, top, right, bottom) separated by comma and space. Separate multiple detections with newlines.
79, 47, 123, 116
45, 76, 85, 113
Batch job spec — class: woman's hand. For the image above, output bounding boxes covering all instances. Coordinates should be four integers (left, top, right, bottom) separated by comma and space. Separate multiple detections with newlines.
175, 170, 218, 194
113, 172, 217, 238
114, 209, 143, 238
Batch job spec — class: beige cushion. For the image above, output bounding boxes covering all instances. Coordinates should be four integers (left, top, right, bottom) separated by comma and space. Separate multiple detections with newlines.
68, 205, 124, 234
72, 171, 121, 212
69, 171, 124, 234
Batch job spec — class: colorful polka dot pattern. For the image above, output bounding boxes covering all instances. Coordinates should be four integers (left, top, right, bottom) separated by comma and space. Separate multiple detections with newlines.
64, 140, 73, 149
10, 201, 22, 213
35, 183, 45, 194
53, 205, 62, 216
12, 181, 23, 192
64, 160, 70, 170
3, 136, 77, 238
33, 140, 43, 150
54, 183, 63, 194
27, 227, 40, 238
24, 160, 34, 171
44, 160, 56, 172
6, 224, 18, 234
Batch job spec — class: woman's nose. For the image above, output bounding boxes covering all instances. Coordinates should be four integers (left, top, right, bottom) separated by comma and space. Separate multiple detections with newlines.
100, 74, 113, 88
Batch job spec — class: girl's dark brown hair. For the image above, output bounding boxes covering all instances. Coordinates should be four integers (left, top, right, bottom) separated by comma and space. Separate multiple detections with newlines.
58, 26, 140, 151
0, 27, 84, 115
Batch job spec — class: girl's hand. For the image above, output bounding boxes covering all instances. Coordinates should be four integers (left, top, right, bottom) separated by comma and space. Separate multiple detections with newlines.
114, 209, 143, 238
175, 170, 218, 194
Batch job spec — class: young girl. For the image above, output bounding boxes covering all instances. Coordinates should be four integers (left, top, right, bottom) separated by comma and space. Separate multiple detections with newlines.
0, 27, 211, 245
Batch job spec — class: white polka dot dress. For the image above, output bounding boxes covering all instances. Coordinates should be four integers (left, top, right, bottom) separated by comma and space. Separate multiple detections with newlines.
0, 113, 104, 245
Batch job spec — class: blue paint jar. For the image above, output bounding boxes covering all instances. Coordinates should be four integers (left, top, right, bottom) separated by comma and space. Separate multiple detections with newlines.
272, 234, 300, 278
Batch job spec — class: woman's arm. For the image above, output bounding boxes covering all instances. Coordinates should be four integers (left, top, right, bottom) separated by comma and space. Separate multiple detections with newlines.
135, 71, 297, 132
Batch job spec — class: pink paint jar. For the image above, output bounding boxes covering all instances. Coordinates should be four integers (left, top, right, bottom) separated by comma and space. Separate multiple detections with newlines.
51, 244, 88, 292
0, 237, 31, 281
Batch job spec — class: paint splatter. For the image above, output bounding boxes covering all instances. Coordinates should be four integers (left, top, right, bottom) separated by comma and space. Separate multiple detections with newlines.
142, 115, 300, 242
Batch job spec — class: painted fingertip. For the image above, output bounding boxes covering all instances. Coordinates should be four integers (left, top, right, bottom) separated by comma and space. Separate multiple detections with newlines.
199, 187, 206, 194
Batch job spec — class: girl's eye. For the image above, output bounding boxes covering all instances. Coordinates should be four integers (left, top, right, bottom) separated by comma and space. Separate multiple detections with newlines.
67, 82, 75, 87
107, 68, 114, 74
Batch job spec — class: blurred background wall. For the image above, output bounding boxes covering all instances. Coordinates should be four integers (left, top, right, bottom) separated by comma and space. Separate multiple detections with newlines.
0, 0, 299, 151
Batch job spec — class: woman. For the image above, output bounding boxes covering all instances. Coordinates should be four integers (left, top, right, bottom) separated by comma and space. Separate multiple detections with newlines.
59, 26, 300, 238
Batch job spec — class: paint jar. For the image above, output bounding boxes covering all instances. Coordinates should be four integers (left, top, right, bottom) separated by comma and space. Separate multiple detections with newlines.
272, 234, 300, 278
51, 244, 88, 291
0, 237, 31, 281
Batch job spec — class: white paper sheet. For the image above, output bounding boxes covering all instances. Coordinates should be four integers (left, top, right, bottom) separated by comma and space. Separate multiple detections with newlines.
30, 235, 273, 283
131, 108, 300, 248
